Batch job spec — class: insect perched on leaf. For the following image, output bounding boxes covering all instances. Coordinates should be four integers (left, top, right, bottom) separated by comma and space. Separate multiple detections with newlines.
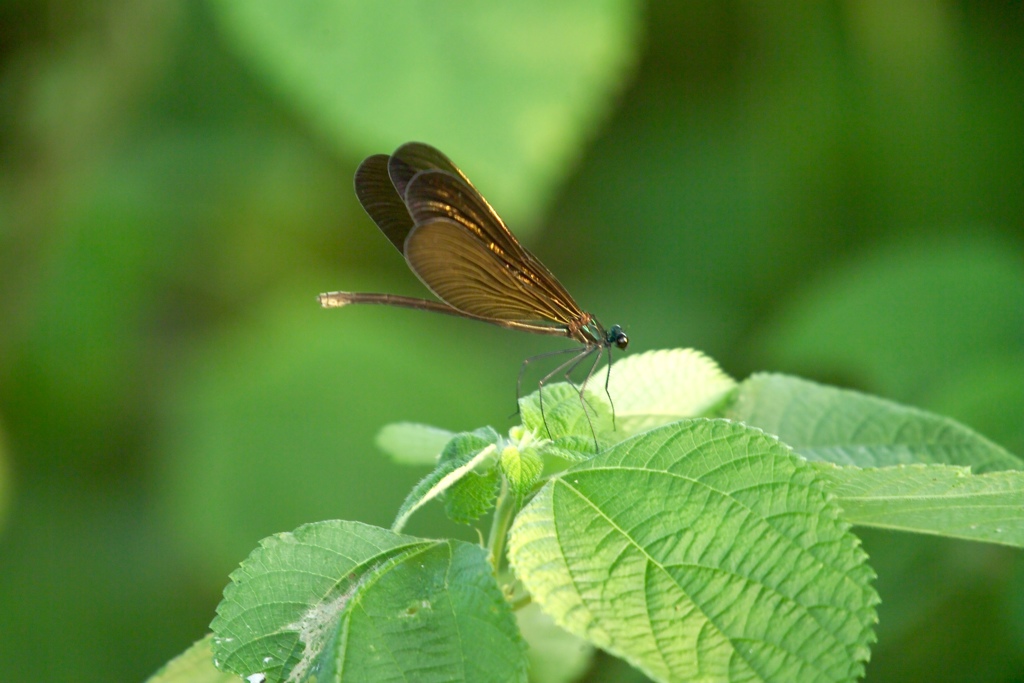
318, 142, 628, 446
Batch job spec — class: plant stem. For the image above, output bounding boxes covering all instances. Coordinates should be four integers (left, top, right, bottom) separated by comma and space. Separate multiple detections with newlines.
508, 593, 533, 611
487, 478, 517, 572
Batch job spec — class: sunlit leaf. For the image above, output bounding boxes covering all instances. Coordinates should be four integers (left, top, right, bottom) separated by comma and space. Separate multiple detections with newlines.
607, 348, 736, 436
500, 445, 544, 496
518, 382, 612, 454
508, 419, 878, 683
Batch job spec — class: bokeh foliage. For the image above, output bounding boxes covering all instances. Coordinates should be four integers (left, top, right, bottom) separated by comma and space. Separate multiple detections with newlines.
0, 2, 1021, 682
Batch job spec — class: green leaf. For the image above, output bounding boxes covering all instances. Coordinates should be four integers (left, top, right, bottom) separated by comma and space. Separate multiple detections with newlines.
209, 0, 642, 226
500, 445, 544, 496
375, 422, 454, 466
519, 382, 612, 453
508, 419, 878, 683
813, 463, 1024, 548
535, 441, 594, 464
727, 374, 1023, 473
440, 428, 503, 525
445, 467, 502, 525
212, 520, 527, 683
607, 348, 737, 436
146, 635, 237, 683
392, 427, 500, 532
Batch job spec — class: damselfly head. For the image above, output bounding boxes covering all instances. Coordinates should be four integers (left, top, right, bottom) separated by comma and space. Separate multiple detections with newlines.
608, 324, 628, 350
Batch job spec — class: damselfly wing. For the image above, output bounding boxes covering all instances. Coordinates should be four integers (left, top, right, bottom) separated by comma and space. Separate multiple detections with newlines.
318, 143, 628, 445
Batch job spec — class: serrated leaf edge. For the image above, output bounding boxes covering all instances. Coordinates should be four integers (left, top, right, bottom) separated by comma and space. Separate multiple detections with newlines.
392, 443, 497, 532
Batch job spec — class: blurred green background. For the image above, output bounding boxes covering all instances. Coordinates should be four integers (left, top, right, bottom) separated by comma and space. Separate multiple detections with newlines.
1, 1, 1022, 682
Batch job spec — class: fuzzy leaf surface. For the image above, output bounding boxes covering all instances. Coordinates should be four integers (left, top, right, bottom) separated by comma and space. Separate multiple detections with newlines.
508, 419, 878, 683
392, 427, 500, 531
607, 348, 737, 437
519, 382, 612, 455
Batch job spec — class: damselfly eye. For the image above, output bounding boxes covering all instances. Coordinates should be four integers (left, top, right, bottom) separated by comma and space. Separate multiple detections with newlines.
609, 325, 628, 350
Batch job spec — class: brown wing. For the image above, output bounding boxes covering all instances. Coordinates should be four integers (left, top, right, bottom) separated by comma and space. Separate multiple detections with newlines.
353, 154, 410, 252
404, 218, 580, 326
402, 169, 583, 324
354, 143, 471, 253
388, 142, 471, 198
354, 142, 586, 326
